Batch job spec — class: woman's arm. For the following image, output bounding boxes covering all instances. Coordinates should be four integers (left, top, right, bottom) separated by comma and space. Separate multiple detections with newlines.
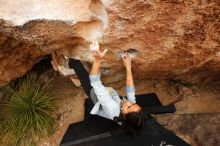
89, 41, 120, 119
122, 53, 134, 86
90, 41, 107, 75
122, 53, 136, 103
90, 59, 101, 75
125, 64, 134, 87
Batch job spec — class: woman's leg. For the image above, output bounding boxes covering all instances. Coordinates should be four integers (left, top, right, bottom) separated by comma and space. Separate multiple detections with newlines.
68, 58, 92, 97
68, 58, 94, 119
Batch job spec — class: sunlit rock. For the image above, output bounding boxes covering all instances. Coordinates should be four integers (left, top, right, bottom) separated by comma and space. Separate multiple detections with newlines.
0, 0, 219, 86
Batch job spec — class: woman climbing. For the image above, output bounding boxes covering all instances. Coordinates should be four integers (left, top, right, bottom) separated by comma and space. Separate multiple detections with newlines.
66, 41, 146, 136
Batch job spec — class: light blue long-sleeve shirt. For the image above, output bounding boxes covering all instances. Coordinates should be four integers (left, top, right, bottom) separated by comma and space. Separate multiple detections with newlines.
89, 74, 136, 120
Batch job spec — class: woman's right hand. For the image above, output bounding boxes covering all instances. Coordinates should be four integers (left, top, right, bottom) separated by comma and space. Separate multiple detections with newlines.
122, 53, 132, 70
90, 41, 108, 61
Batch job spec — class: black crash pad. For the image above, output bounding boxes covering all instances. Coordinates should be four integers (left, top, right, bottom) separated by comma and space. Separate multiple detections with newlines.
60, 93, 190, 146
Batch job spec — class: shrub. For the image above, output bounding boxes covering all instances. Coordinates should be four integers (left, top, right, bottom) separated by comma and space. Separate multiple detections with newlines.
1, 73, 55, 145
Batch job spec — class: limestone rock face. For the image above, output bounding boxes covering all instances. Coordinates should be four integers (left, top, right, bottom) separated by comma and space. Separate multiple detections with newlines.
0, 0, 220, 86
0, 34, 45, 85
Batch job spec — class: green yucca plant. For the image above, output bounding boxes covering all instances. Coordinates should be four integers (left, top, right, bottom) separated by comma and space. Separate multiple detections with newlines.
1, 73, 56, 145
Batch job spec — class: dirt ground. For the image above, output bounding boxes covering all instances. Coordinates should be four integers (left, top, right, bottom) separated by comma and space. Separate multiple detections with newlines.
37, 73, 220, 146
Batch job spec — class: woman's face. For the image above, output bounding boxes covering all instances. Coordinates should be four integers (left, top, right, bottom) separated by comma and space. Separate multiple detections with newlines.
121, 100, 141, 115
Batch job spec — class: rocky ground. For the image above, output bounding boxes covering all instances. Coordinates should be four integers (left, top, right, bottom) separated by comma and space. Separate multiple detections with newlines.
35, 70, 220, 146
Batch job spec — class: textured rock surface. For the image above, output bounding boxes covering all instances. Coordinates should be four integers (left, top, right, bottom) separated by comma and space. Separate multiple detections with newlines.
0, 34, 45, 85
156, 113, 220, 146
0, 0, 220, 86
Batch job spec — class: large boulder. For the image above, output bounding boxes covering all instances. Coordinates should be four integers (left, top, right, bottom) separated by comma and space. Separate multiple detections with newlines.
0, 0, 219, 86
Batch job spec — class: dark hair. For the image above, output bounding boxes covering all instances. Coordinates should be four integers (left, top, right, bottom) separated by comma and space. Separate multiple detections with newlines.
122, 110, 146, 137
